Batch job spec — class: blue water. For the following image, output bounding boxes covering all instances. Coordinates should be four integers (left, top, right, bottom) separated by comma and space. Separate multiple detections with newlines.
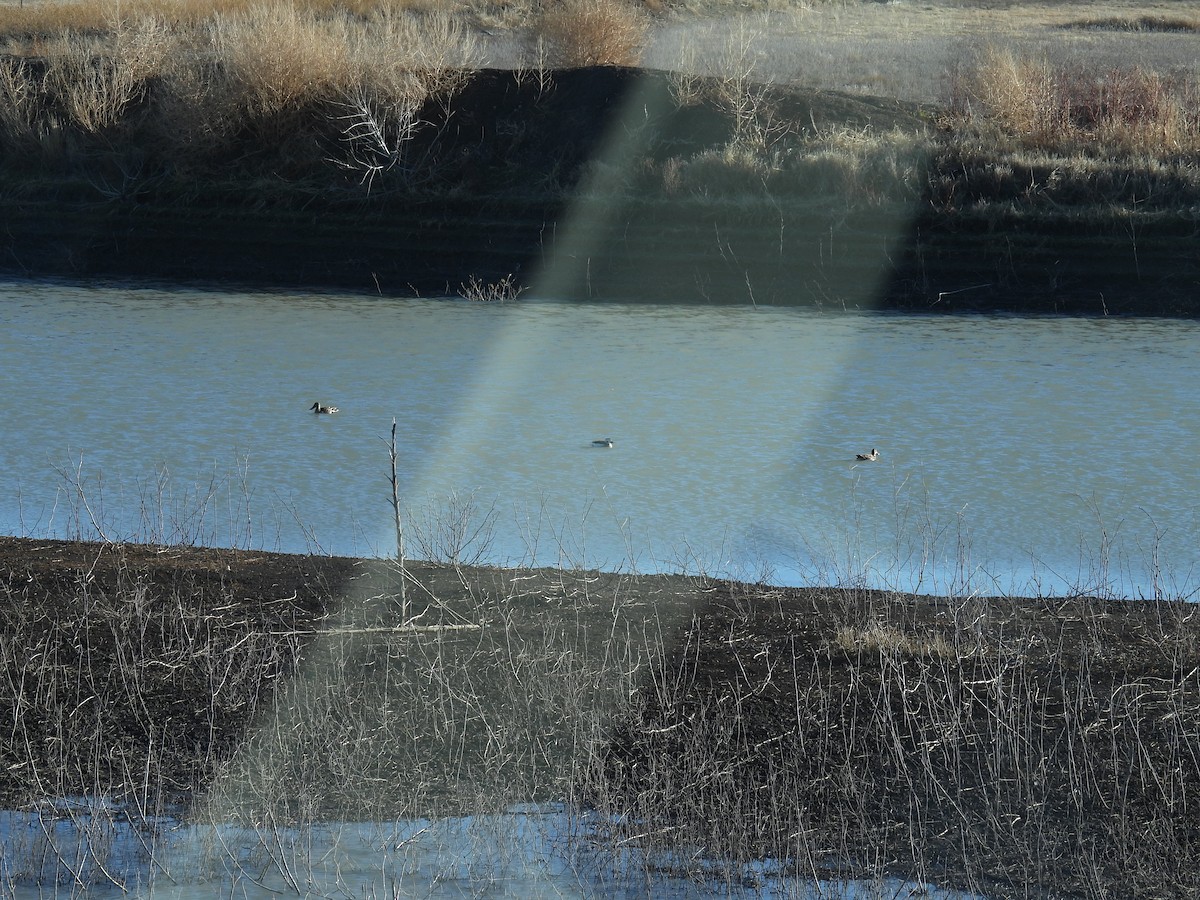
2, 279, 1199, 597
0, 799, 981, 900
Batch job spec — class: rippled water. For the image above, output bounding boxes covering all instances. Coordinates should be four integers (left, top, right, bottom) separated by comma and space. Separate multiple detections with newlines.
3, 279, 1198, 596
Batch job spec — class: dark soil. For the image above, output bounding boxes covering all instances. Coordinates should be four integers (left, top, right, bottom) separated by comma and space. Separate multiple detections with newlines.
2, 536, 1198, 897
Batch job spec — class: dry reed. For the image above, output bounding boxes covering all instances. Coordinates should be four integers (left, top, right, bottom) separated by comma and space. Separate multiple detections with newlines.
948, 45, 1200, 155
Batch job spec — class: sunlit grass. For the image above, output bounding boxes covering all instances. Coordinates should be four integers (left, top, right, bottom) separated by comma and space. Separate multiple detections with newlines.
536, 0, 649, 68
948, 44, 1200, 156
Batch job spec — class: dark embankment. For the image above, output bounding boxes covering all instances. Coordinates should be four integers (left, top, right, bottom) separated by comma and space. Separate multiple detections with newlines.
1, 536, 1197, 897
2, 64, 1196, 315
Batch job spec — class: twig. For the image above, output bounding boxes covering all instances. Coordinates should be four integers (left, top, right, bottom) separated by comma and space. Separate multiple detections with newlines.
387, 418, 407, 622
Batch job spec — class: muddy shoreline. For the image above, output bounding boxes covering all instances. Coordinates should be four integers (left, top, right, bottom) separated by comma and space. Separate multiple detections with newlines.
2, 536, 1198, 896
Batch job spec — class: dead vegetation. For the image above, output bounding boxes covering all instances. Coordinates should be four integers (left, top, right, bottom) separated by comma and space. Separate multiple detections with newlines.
0, 2, 1196, 313
587, 588, 1200, 896
1, 538, 1197, 897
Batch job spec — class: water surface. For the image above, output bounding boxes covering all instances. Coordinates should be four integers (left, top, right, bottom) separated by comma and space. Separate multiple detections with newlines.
2, 280, 1197, 597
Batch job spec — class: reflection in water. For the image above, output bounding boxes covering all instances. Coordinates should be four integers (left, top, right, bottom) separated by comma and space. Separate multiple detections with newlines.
0, 800, 980, 899
2, 280, 1198, 597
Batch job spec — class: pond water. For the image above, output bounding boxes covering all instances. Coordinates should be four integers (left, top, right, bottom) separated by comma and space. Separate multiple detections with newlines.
1, 800, 983, 900
2, 278, 1198, 598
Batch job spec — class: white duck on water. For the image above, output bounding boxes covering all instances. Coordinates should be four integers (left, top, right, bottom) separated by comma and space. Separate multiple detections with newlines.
855, 448, 879, 461
311, 402, 340, 414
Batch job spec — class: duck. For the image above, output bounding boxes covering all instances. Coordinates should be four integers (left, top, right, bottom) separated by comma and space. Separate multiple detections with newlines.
855, 448, 879, 461
310, 402, 340, 414
592, 438, 615, 448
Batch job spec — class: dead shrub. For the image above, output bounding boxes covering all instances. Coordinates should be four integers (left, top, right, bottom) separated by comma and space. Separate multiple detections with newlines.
536, 0, 648, 69
0, 57, 41, 150
151, 50, 244, 161
355, 8, 479, 104
42, 28, 167, 135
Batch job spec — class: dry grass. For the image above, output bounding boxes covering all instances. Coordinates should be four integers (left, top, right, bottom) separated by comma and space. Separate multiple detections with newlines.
586, 590, 1200, 896
25, 18, 173, 135
1063, 14, 1200, 34
651, 125, 928, 211
949, 44, 1200, 155
923, 43, 1200, 225
833, 621, 957, 658
0, 0, 640, 161
207, 5, 478, 114
0, 541, 671, 833
536, 0, 649, 68
0, 0, 482, 169
212, 6, 353, 117
0, 56, 41, 149
0, 0, 475, 39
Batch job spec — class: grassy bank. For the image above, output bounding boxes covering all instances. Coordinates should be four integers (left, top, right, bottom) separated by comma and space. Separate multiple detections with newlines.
0, 0, 1196, 311
1, 536, 1198, 897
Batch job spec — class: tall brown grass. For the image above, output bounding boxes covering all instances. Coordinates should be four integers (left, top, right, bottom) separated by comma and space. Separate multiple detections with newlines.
31, 17, 173, 135
949, 45, 1200, 155
0, 0, 482, 170
212, 6, 352, 118
536, 0, 649, 68
0, 0, 471, 40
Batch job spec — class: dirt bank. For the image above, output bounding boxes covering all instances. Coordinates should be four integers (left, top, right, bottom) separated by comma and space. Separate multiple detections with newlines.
1, 536, 1197, 896
1, 65, 1196, 315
